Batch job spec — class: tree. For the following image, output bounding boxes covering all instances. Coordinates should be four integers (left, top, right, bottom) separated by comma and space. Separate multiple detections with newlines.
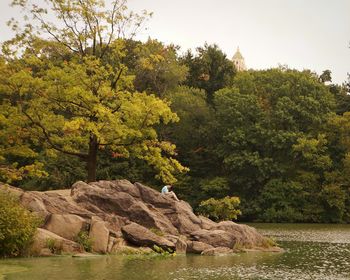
132, 39, 188, 97
212, 68, 336, 221
0, 57, 48, 183
1, 0, 187, 183
181, 43, 236, 103
319, 70, 332, 83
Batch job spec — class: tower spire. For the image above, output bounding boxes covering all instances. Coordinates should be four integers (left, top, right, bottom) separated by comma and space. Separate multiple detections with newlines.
232, 47, 246, 71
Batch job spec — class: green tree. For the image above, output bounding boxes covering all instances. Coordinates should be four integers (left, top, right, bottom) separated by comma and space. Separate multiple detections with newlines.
181, 43, 236, 103
132, 39, 188, 97
319, 69, 332, 83
1, 0, 187, 183
0, 56, 47, 184
212, 68, 336, 221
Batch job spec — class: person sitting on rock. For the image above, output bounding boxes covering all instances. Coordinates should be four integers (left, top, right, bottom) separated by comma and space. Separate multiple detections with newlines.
161, 185, 180, 201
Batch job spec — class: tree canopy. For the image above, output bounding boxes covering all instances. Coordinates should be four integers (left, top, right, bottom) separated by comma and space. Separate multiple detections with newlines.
0, 0, 187, 183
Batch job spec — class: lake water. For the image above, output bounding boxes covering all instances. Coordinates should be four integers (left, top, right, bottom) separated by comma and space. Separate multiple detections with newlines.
1, 223, 350, 280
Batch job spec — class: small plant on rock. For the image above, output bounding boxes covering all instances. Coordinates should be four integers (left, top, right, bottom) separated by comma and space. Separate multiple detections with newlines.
45, 238, 63, 254
75, 230, 93, 252
149, 227, 164, 236
152, 245, 175, 257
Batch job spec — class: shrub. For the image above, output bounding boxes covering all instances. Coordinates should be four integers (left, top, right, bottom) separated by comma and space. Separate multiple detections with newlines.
198, 196, 242, 221
45, 238, 63, 254
74, 230, 93, 252
0, 188, 40, 257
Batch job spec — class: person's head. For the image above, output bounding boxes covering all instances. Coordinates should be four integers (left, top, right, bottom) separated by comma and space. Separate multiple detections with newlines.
168, 185, 173, 190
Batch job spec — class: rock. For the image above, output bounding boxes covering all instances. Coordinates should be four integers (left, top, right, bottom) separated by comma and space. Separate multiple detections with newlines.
186, 241, 214, 254
190, 229, 237, 248
20, 192, 49, 220
39, 248, 54, 257
198, 215, 217, 230
211, 221, 268, 248
30, 228, 82, 256
164, 234, 187, 253
111, 180, 141, 198
110, 237, 128, 253
121, 223, 175, 251
6, 179, 280, 256
114, 245, 154, 255
44, 214, 87, 240
134, 182, 175, 208
72, 180, 178, 235
163, 201, 202, 234
201, 247, 234, 256
128, 202, 179, 235
175, 235, 187, 254
89, 216, 110, 253
107, 236, 116, 253
72, 253, 101, 258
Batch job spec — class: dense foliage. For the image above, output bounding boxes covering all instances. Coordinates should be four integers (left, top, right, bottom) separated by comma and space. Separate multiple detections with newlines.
198, 196, 241, 221
1, 0, 349, 223
0, 189, 40, 257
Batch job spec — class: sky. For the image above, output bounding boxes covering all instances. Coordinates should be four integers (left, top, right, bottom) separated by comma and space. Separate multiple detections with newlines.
0, 0, 349, 84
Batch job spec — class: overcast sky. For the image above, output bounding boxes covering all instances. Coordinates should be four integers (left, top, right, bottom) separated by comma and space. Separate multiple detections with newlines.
0, 0, 349, 84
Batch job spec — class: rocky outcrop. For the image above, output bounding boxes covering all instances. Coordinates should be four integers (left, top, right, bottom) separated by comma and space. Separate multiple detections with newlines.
8, 179, 281, 256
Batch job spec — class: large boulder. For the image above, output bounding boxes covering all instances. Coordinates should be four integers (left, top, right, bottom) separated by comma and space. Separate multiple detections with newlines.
89, 216, 110, 253
71, 181, 178, 235
162, 201, 202, 234
44, 214, 87, 240
128, 202, 179, 235
121, 223, 175, 251
186, 241, 214, 254
190, 229, 237, 248
134, 182, 175, 208
30, 228, 82, 256
211, 221, 268, 248
198, 215, 218, 230
20, 192, 49, 220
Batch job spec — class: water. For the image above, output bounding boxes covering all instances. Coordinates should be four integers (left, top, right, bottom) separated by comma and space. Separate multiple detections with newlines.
1, 223, 350, 280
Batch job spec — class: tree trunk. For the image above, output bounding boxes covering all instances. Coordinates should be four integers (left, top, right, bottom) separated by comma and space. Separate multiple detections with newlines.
87, 134, 98, 183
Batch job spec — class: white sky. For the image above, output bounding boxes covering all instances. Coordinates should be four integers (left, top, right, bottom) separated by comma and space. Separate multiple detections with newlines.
0, 0, 349, 84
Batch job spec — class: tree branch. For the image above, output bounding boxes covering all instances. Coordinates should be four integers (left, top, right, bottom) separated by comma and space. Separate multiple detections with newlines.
22, 111, 88, 159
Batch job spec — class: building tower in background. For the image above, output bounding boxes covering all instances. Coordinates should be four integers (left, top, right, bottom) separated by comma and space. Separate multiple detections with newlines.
232, 47, 247, 71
